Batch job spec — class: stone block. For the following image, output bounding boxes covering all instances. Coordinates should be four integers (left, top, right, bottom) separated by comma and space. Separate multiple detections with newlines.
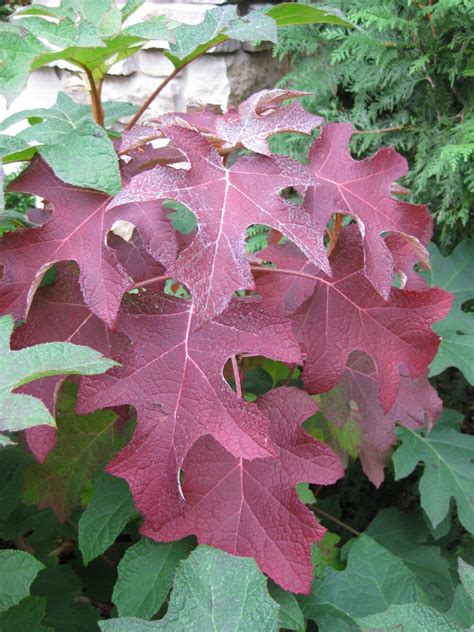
179, 55, 230, 110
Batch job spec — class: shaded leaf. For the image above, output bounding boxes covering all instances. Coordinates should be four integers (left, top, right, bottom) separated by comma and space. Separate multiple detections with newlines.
78, 472, 135, 565
22, 383, 127, 521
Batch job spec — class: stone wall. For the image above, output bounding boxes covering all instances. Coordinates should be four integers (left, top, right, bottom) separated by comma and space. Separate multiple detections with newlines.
0, 0, 289, 126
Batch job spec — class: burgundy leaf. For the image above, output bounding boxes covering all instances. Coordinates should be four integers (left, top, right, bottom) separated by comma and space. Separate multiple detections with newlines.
289, 226, 451, 410
162, 89, 323, 155
256, 241, 317, 316
147, 387, 343, 593
305, 123, 432, 298
78, 293, 302, 526
385, 233, 430, 290
0, 158, 176, 325
109, 126, 329, 322
11, 263, 128, 462
320, 351, 442, 453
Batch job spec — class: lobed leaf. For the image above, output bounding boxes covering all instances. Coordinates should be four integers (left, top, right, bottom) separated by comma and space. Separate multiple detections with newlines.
101, 546, 279, 632
393, 409, 474, 534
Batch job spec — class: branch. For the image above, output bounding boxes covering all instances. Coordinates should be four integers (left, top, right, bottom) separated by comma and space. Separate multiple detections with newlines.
125, 61, 191, 131
82, 66, 104, 126
312, 506, 361, 536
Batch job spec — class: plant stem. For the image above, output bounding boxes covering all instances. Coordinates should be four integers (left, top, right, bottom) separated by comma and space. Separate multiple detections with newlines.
125, 62, 190, 131
250, 265, 318, 282
231, 355, 242, 399
82, 66, 104, 126
129, 275, 169, 291
352, 125, 407, 135
313, 506, 361, 536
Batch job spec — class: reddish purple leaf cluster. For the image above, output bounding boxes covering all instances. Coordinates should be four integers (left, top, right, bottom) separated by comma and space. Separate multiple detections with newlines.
0, 91, 451, 593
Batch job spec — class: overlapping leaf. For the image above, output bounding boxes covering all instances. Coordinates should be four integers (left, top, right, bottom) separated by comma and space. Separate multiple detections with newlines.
166, 5, 277, 69
289, 226, 451, 410
101, 545, 280, 632
78, 292, 302, 527
305, 123, 433, 298
0, 158, 176, 325
0, 2, 174, 101
110, 126, 329, 322
161, 90, 324, 155
0, 313, 116, 435
22, 383, 127, 521
11, 263, 128, 462
320, 352, 442, 475
148, 388, 343, 593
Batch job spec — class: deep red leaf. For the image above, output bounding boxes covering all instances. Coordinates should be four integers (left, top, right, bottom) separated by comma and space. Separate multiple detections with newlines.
146, 387, 343, 593
11, 263, 128, 462
78, 293, 302, 526
161, 89, 323, 155
109, 126, 329, 322
0, 158, 176, 325
262, 226, 451, 410
305, 123, 432, 298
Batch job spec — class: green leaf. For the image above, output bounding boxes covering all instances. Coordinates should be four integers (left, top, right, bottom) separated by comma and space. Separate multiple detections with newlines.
123, 16, 175, 41
448, 559, 474, 629
425, 240, 474, 383
268, 582, 305, 632
365, 508, 454, 610
101, 545, 279, 631
266, 3, 353, 28
357, 603, 460, 631
1, 93, 122, 194
0, 596, 53, 632
299, 534, 418, 628
31, 565, 100, 631
0, 314, 116, 434
12, 16, 103, 50
22, 383, 126, 521
33, 93, 120, 193
458, 558, 474, 600
167, 6, 277, 69
78, 472, 135, 565
0, 23, 48, 104
122, 0, 145, 21
0, 550, 44, 612
112, 538, 194, 619
393, 409, 474, 534
98, 6, 123, 39
0, 446, 31, 520
296, 482, 316, 505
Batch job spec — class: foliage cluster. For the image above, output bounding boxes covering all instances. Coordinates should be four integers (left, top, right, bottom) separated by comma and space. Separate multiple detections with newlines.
0, 1, 472, 631
273, 0, 474, 248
